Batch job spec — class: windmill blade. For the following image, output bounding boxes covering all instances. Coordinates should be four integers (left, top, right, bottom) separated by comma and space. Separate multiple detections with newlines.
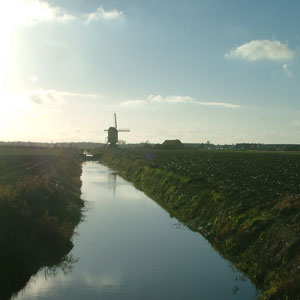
114, 113, 117, 128
118, 128, 130, 132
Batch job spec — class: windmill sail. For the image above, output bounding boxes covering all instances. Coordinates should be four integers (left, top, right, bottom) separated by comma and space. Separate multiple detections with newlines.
114, 113, 117, 129
118, 128, 130, 132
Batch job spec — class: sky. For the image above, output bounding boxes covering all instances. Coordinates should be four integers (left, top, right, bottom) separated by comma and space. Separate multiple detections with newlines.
1, 0, 300, 144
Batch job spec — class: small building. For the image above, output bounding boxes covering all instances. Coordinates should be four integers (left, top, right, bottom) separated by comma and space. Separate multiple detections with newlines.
161, 139, 184, 149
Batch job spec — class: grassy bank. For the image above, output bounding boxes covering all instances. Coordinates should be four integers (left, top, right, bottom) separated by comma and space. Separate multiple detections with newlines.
0, 147, 84, 299
97, 149, 300, 300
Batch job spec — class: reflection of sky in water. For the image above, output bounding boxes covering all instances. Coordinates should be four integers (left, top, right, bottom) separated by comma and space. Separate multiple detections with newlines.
14, 161, 259, 300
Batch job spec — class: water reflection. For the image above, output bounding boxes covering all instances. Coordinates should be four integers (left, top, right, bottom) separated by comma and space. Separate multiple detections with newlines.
107, 169, 117, 198
14, 162, 259, 300
43, 254, 79, 278
170, 222, 188, 231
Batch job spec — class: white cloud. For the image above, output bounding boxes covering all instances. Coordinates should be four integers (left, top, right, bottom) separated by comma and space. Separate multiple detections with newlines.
84, 6, 124, 24
292, 120, 300, 126
120, 95, 240, 109
26, 90, 65, 105
58, 91, 99, 98
25, 89, 99, 105
8, 0, 77, 26
2, 1, 125, 27
148, 95, 240, 108
225, 40, 295, 61
283, 64, 293, 77
148, 95, 193, 103
195, 101, 240, 108
120, 100, 147, 108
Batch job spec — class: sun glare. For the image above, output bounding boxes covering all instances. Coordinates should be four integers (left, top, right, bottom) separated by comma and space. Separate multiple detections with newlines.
0, 93, 32, 114
0, 1, 38, 118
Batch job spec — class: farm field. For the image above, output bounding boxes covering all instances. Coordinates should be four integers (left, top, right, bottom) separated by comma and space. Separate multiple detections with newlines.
110, 149, 300, 207
0, 147, 84, 300
98, 148, 300, 300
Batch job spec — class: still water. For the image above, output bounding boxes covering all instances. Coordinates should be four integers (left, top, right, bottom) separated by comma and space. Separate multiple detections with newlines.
14, 161, 259, 300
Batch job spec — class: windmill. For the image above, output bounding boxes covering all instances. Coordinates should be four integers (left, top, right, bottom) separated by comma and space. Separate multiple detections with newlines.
104, 113, 130, 147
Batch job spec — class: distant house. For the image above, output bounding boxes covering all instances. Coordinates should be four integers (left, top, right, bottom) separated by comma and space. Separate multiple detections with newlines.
161, 139, 184, 149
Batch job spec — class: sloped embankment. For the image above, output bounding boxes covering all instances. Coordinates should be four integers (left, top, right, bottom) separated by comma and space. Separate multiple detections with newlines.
99, 149, 300, 300
0, 148, 84, 300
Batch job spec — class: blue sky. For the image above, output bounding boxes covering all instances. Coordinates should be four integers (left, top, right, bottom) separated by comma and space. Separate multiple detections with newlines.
1, 0, 300, 144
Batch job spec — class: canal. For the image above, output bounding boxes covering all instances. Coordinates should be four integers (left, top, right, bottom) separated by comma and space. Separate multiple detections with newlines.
14, 161, 259, 300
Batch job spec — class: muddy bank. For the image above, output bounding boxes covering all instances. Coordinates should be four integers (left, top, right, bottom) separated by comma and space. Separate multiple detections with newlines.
98, 149, 300, 300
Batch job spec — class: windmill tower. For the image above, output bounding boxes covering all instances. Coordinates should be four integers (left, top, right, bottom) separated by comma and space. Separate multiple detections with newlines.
104, 113, 130, 147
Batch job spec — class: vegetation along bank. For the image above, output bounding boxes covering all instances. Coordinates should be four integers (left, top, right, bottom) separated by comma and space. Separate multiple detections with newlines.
98, 149, 300, 300
0, 147, 84, 300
